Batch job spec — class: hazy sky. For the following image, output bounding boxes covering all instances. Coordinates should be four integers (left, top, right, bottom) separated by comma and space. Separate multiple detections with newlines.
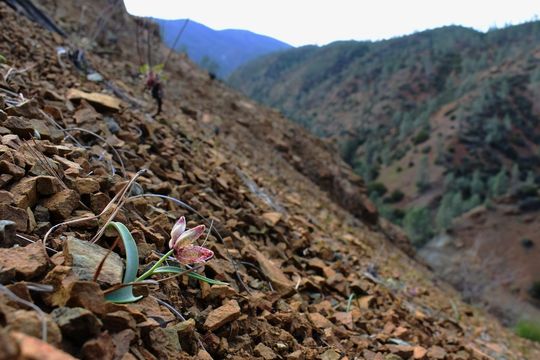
123, 0, 539, 47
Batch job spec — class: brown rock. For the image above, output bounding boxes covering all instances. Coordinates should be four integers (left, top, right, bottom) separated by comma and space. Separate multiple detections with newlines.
63, 236, 123, 286
10, 177, 37, 208
204, 300, 241, 331
0, 242, 48, 281
248, 245, 294, 293
64, 281, 108, 315
254, 343, 278, 360
0, 160, 24, 179
196, 349, 214, 360
0, 328, 20, 359
320, 349, 341, 360
287, 350, 304, 360
36, 175, 63, 195
146, 327, 181, 360
102, 311, 137, 333
262, 212, 282, 226
111, 329, 136, 359
413, 346, 427, 359
0, 173, 13, 188
41, 189, 80, 220
81, 333, 115, 360
333, 311, 353, 329
0, 204, 28, 232
67, 89, 122, 112
6, 310, 62, 346
307, 313, 333, 329
11, 331, 76, 360
0, 190, 14, 205
427, 346, 446, 360
51, 307, 103, 343
75, 177, 100, 194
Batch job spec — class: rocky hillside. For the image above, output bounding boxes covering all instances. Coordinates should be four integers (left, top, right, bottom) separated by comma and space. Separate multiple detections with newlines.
229, 23, 540, 325
155, 18, 292, 77
0, 0, 538, 358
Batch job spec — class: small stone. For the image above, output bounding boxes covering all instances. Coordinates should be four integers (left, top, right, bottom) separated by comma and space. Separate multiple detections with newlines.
0, 204, 28, 231
384, 355, 403, 360
262, 212, 282, 226
0, 242, 48, 282
36, 175, 63, 195
413, 346, 427, 359
63, 236, 123, 286
147, 327, 181, 360
81, 332, 115, 360
254, 343, 277, 359
196, 349, 214, 360
102, 311, 136, 333
41, 189, 80, 220
10, 177, 37, 208
287, 350, 304, 360
51, 307, 103, 344
6, 310, 62, 346
320, 349, 341, 360
0, 220, 16, 247
0, 173, 13, 188
0, 190, 14, 205
0, 328, 20, 359
67, 89, 122, 112
307, 313, 333, 329
247, 244, 294, 293
427, 346, 446, 360
75, 177, 100, 194
10, 331, 75, 359
0, 160, 24, 179
204, 300, 241, 331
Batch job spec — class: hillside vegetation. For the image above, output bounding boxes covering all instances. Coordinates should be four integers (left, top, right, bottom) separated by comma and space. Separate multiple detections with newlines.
229, 22, 540, 244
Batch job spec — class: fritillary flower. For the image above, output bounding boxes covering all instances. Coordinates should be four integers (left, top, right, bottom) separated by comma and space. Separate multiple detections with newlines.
169, 216, 214, 264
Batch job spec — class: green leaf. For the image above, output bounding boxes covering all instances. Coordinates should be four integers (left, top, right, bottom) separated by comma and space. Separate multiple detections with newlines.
152, 63, 164, 73
138, 64, 149, 74
0, 54, 5, 63
153, 266, 229, 285
105, 222, 143, 303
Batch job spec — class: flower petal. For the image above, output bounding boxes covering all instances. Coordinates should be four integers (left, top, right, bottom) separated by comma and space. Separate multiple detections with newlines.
174, 224, 206, 249
169, 216, 186, 248
175, 245, 214, 264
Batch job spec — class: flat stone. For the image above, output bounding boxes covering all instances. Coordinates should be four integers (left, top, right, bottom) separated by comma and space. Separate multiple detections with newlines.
67, 89, 122, 112
81, 333, 115, 360
0, 242, 48, 281
0, 160, 24, 179
307, 313, 333, 329
254, 343, 278, 360
40, 189, 80, 220
6, 310, 62, 346
262, 212, 282, 226
51, 307, 103, 344
248, 244, 294, 293
0, 190, 14, 205
63, 236, 123, 286
102, 311, 136, 333
0, 204, 28, 232
10, 331, 75, 359
147, 327, 181, 360
413, 346, 427, 359
320, 349, 341, 360
75, 177, 100, 194
204, 300, 241, 331
10, 177, 37, 208
0, 328, 20, 359
427, 346, 446, 359
36, 175, 63, 195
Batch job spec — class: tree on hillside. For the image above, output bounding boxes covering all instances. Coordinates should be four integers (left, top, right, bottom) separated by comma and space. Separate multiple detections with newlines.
416, 155, 430, 192
489, 168, 509, 197
404, 207, 433, 246
471, 170, 484, 196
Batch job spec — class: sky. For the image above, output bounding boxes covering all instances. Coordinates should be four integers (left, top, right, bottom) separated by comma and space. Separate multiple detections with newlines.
123, 0, 540, 47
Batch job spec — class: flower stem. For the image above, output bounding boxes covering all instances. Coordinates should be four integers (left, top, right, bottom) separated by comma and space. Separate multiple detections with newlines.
135, 249, 174, 282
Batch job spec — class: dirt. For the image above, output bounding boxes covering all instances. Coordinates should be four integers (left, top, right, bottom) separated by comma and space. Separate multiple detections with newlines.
0, 0, 538, 359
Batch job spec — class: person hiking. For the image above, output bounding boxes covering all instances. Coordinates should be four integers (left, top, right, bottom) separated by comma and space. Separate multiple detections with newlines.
145, 70, 163, 116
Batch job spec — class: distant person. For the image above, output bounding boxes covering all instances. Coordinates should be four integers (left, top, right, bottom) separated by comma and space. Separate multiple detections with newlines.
145, 70, 163, 116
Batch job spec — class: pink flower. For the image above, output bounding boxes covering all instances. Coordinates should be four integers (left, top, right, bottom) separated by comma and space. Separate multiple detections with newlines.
175, 245, 214, 264
169, 217, 214, 264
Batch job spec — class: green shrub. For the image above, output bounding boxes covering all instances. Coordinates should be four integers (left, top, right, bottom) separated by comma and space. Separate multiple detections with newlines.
367, 182, 388, 196
412, 129, 430, 145
384, 189, 405, 203
403, 207, 433, 247
515, 320, 540, 342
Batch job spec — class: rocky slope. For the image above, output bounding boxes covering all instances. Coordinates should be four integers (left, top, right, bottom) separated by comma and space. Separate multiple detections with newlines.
229, 22, 540, 325
0, 0, 538, 359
